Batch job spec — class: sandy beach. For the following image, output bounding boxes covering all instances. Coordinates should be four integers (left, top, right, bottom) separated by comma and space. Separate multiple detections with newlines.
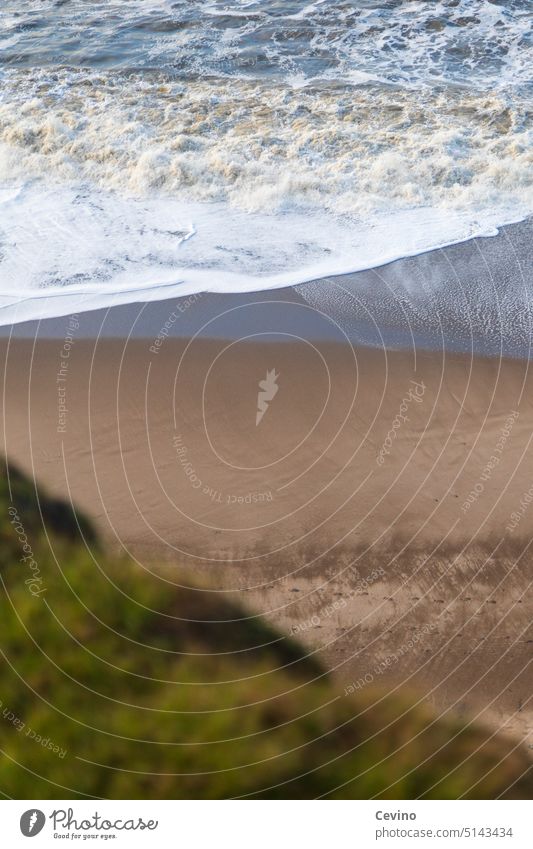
2, 0, 533, 812
2, 312, 533, 745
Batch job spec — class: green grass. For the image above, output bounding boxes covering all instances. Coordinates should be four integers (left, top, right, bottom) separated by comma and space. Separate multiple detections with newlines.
0, 461, 531, 799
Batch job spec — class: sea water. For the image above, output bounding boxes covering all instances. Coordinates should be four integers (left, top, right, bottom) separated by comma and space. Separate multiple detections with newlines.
0, 0, 531, 324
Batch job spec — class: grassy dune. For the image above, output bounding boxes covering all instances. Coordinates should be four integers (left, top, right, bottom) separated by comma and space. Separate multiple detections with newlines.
0, 462, 531, 799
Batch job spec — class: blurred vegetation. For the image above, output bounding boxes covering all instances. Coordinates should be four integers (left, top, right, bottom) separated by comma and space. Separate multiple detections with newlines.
0, 460, 531, 799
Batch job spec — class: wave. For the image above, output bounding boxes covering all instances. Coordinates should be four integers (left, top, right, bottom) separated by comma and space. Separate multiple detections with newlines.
1, 0, 531, 91
0, 177, 529, 326
0, 2, 531, 326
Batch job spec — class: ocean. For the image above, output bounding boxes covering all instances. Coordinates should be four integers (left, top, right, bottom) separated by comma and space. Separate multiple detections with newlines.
0, 0, 531, 325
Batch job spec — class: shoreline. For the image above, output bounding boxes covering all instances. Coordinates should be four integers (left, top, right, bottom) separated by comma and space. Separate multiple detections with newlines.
2, 217, 531, 358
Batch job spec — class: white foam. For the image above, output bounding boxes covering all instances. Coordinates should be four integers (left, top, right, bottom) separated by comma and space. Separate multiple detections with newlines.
0, 63, 530, 326
0, 178, 528, 325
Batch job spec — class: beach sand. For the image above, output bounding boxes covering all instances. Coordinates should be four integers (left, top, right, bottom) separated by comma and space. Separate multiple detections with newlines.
1, 317, 533, 746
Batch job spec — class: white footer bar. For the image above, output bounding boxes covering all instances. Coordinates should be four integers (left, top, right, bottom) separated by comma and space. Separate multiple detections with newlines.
2, 800, 531, 848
